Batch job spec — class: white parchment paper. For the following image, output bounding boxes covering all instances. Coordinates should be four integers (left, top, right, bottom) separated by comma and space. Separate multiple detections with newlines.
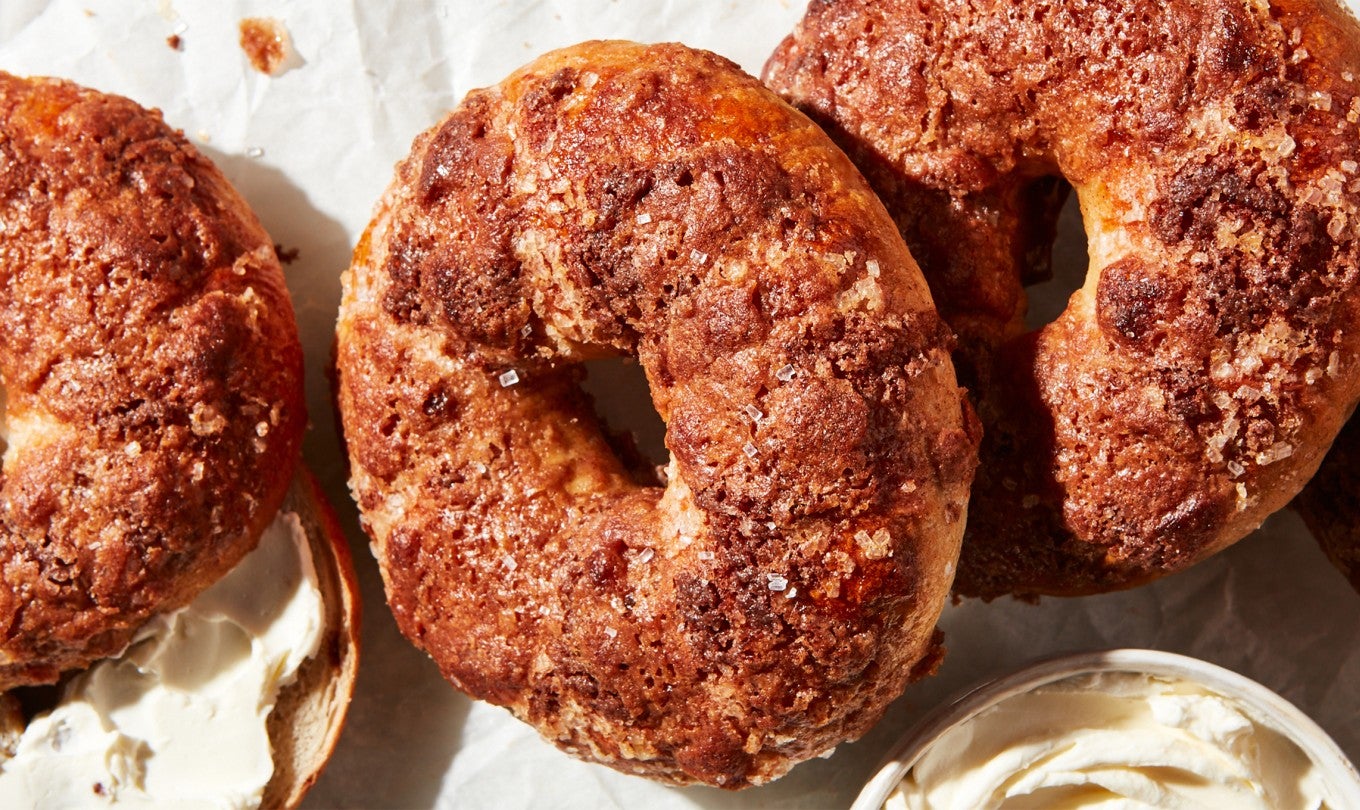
2, 2, 1359, 808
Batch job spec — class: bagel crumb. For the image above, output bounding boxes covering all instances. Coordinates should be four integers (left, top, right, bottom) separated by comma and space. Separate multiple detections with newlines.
274, 244, 300, 264
239, 17, 297, 77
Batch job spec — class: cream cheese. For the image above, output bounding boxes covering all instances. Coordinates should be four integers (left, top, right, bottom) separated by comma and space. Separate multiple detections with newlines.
0, 510, 325, 809
887, 671, 1334, 810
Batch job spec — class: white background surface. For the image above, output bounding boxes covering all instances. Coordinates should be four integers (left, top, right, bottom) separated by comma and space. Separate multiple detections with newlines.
2, 1, 1359, 807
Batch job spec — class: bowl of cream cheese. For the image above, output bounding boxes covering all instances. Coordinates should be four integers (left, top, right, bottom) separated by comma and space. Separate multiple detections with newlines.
853, 649, 1360, 810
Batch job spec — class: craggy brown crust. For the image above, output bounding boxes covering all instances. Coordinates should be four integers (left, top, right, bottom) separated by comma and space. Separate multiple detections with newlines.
263, 469, 361, 810
766, 0, 1360, 598
0, 74, 305, 686
1295, 415, 1360, 593
337, 41, 977, 787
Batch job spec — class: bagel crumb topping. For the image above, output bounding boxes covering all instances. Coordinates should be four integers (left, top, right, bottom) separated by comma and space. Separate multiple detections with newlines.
238, 17, 298, 77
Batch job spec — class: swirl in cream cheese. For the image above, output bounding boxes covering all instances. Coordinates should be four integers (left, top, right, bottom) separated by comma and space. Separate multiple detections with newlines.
0, 511, 324, 808
886, 671, 1334, 810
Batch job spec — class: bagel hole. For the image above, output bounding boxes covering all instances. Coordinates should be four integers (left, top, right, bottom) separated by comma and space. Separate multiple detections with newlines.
581, 357, 669, 482
1023, 185, 1088, 330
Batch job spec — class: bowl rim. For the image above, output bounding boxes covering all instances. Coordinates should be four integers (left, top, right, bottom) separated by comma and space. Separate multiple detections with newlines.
851, 647, 1360, 810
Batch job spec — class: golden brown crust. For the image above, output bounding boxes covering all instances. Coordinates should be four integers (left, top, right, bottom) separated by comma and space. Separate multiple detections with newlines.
337, 41, 977, 787
765, 0, 1360, 598
1295, 414, 1360, 593
0, 74, 305, 685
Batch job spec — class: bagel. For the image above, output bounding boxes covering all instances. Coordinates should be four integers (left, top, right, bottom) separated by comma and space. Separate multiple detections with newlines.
765, 0, 1360, 598
1295, 416, 1360, 593
0, 72, 306, 681
0, 469, 360, 808
0, 74, 357, 807
337, 41, 977, 787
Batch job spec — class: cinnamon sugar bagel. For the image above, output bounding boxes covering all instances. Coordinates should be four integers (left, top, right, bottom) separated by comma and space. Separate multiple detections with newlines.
766, 0, 1360, 598
0, 73, 305, 685
336, 41, 977, 787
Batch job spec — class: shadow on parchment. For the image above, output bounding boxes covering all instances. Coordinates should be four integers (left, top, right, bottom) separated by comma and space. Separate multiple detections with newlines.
202, 146, 469, 810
